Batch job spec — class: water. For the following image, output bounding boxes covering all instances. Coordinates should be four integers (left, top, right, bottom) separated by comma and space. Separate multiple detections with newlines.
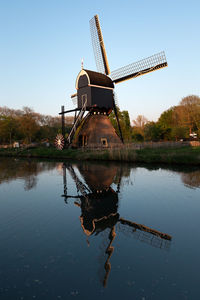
0, 158, 200, 300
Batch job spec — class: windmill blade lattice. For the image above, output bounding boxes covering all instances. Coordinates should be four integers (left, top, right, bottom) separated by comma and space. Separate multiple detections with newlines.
116, 222, 171, 250
90, 15, 110, 75
110, 51, 168, 84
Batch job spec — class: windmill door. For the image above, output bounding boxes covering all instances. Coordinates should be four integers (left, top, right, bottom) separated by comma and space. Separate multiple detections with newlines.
78, 135, 88, 147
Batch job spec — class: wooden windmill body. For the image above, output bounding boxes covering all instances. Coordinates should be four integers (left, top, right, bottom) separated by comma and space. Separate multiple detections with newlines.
73, 69, 122, 148
57, 15, 168, 149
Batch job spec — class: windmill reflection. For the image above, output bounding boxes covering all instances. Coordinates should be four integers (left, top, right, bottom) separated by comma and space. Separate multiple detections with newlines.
62, 162, 172, 287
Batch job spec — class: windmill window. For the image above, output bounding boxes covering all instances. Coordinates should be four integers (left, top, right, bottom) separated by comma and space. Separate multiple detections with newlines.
101, 138, 108, 147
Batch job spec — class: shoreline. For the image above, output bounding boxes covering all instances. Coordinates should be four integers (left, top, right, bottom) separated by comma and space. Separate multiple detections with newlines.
0, 146, 200, 165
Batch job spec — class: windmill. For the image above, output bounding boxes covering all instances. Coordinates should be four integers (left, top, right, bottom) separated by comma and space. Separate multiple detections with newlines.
61, 162, 172, 287
56, 15, 167, 149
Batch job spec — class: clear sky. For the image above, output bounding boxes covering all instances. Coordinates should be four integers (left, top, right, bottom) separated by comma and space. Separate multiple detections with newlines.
0, 0, 200, 122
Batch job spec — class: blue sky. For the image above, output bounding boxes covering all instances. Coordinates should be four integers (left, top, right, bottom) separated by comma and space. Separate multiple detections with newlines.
0, 0, 200, 122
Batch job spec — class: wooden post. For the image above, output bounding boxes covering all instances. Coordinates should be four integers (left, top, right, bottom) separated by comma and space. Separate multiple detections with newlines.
74, 110, 77, 125
61, 105, 65, 137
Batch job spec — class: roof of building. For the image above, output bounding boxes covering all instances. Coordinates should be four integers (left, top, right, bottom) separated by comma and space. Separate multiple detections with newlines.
72, 114, 123, 148
76, 69, 114, 89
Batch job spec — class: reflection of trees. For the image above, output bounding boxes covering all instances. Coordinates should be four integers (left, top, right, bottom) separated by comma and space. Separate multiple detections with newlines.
113, 163, 132, 187
72, 161, 200, 191
181, 171, 200, 189
0, 159, 56, 190
24, 175, 38, 191
129, 163, 200, 190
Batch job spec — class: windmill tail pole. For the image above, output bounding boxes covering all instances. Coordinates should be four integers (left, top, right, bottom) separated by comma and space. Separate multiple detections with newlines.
113, 98, 124, 144
61, 105, 65, 138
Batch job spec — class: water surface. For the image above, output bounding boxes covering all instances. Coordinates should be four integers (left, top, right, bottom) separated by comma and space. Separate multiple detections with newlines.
0, 158, 200, 299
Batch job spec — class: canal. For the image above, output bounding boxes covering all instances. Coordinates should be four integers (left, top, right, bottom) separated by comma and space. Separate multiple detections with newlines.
0, 158, 200, 299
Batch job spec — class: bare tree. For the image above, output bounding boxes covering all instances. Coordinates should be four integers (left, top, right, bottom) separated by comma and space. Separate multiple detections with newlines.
133, 115, 148, 128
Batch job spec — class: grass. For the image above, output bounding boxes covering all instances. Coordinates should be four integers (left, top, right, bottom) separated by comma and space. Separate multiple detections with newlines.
0, 146, 200, 165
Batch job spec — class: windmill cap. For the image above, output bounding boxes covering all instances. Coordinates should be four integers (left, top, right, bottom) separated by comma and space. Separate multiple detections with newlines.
76, 69, 114, 89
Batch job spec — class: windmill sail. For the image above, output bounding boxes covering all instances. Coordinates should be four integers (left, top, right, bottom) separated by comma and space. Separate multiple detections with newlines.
90, 15, 110, 75
116, 221, 171, 250
110, 51, 168, 84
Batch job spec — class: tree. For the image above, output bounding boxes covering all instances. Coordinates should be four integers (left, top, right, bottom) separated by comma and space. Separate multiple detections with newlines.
144, 122, 163, 141
0, 116, 18, 144
133, 115, 148, 129
0, 106, 74, 144
131, 130, 144, 142
109, 107, 132, 142
158, 96, 200, 140
158, 107, 175, 128
171, 127, 188, 141
18, 107, 39, 143
131, 115, 148, 141
179, 95, 200, 133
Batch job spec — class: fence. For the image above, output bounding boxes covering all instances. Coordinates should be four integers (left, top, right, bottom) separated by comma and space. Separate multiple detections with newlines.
126, 141, 200, 150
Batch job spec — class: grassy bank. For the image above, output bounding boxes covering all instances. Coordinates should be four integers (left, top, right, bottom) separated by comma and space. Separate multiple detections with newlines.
0, 146, 200, 165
